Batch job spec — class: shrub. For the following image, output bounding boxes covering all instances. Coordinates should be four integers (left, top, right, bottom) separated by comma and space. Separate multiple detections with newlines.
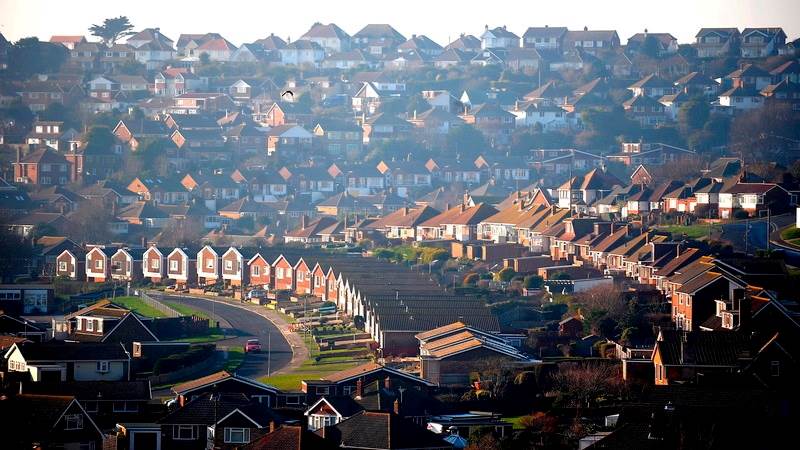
733, 209, 750, 220
463, 273, 480, 286
551, 271, 572, 280
153, 344, 214, 375
783, 227, 800, 240
495, 267, 516, 282
523, 275, 544, 289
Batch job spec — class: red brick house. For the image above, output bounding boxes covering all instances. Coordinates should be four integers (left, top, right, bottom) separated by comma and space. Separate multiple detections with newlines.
325, 268, 339, 302
85, 247, 117, 283
247, 252, 272, 289
221, 247, 261, 288
293, 258, 313, 295
167, 247, 197, 288
142, 246, 167, 283
196, 245, 224, 286
272, 255, 294, 291
311, 263, 328, 298
13, 148, 71, 186
56, 249, 85, 280
110, 248, 144, 282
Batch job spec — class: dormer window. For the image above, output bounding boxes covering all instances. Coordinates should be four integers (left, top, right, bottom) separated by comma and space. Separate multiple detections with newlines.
64, 414, 83, 430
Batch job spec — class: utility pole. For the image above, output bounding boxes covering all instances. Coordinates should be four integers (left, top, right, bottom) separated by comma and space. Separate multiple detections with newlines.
267, 332, 272, 376
766, 208, 771, 253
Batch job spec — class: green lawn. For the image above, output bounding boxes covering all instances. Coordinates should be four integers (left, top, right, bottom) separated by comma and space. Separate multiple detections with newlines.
259, 331, 369, 390
223, 346, 245, 372
163, 301, 210, 320
658, 224, 718, 240
780, 225, 800, 245
110, 296, 168, 318
172, 327, 228, 343
504, 415, 528, 430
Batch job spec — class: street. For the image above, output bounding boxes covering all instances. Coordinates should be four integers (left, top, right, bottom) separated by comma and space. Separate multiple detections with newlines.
160, 294, 292, 379
720, 214, 800, 266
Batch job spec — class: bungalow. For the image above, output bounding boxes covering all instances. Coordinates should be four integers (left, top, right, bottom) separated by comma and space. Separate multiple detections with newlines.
5, 341, 131, 382
301, 361, 435, 404
85, 246, 117, 283
110, 248, 145, 282
628, 73, 676, 98
416, 202, 498, 242
171, 369, 286, 407
279, 39, 325, 66
167, 247, 198, 288
718, 86, 764, 112
653, 330, 751, 385
63, 301, 159, 345
0, 394, 105, 450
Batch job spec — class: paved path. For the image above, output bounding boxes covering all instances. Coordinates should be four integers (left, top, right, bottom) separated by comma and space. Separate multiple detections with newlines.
157, 293, 309, 377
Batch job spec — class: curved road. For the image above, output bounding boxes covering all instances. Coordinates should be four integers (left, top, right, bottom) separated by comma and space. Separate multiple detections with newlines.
161, 294, 292, 378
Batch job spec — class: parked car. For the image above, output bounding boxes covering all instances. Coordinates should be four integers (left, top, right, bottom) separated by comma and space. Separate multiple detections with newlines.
244, 338, 261, 353
247, 288, 266, 300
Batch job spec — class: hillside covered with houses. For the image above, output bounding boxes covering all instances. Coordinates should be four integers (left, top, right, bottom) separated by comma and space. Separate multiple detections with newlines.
0, 14, 799, 450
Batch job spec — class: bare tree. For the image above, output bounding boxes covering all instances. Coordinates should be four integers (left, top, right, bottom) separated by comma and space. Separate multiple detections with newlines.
156, 218, 206, 247
64, 201, 114, 244
572, 286, 626, 320
550, 361, 623, 409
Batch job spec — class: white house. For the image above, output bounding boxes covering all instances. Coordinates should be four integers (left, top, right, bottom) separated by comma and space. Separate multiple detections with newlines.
279, 40, 325, 67
5, 342, 131, 382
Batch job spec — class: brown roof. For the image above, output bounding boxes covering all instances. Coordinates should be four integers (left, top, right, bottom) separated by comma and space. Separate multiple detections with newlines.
369, 205, 440, 229
172, 370, 232, 394
654, 248, 702, 277
322, 362, 382, 383
676, 271, 722, 295
414, 321, 467, 340
418, 202, 498, 227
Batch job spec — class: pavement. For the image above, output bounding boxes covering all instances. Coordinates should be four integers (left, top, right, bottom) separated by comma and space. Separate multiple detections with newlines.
156, 293, 308, 379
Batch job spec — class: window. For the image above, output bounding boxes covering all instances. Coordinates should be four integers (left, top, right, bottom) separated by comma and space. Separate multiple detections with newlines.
206, 258, 214, 269
59, 261, 68, 271
113, 401, 138, 412
298, 271, 304, 282
83, 401, 98, 413
224, 428, 250, 444
64, 414, 84, 430
96, 361, 109, 372
315, 386, 330, 395
173, 425, 196, 440
95, 259, 103, 270
342, 385, 354, 395
225, 260, 233, 271
285, 395, 300, 405
276, 268, 284, 278
771, 361, 780, 377
87, 320, 95, 332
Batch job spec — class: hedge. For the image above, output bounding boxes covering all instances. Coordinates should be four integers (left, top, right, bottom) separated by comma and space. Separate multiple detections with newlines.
153, 344, 215, 375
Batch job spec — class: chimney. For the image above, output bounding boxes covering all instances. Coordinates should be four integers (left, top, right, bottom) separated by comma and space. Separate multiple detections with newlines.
384, 376, 392, 389
485, 25, 489, 31
733, 288, 750, 329
393, 398, 401, 414
413, 109, 417, 120
269, 420, 276, 433
445, 202, 451, 211
356, 379, 363, 399
403, 207, 409, 216
460, 203, 466, 212
300, 215, 307, 229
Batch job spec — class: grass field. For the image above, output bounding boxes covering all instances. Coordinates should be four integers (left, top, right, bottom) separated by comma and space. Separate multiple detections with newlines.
223, 346, 245, 372
110, 296, 168, 318
259, 331, 370, 390
780, 225, 800, 246
657, 224, 719, 240
163, 301, 211, 320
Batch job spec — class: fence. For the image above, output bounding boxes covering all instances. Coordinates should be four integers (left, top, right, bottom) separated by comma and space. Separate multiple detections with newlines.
138, 291, 181, 318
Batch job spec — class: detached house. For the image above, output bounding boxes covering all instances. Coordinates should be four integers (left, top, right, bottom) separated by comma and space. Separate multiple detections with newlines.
695, 28, 740, 58
480, 25, 520, 49
523, 26, 568, 52
13, 147, 71, 186
301, 22, 351, 53
557, 168, 623, 212
459, 103, 515, 148
6, 341, 131, 382
353, 24, 406, 55
563, 28, 620, 54
416, 202, 498, 241
740, 27, 786, 58
718, 182, 794, 219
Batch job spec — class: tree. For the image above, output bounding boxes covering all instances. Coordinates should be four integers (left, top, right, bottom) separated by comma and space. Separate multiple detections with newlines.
198, 52, 211, 65
523, 275, 544, 289
572, 285, 626, 321
677, 97, 710, 136
445, 124, 486, 156
6, 37, 67, 77
495, 267, 516, 282
83, 126, 115, 154
406, 94, 426, 115
89, 16, 135, 47
640, 35, 662, 58
550, 361, 623, 409
0, 99, 35, 129
63, 201, 114, 244
0, 229, 34, 282
156, 218, 206, 247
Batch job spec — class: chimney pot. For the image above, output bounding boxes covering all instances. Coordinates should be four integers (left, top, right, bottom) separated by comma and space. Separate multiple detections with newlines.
356, 378, 363, 398
393, 398, 400, 414
384, 376, 392, 389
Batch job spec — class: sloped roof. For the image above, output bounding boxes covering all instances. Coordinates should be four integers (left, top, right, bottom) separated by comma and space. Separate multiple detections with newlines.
657, 330, 751, 366
301, 22, 351, 40
418, 202, 498, 227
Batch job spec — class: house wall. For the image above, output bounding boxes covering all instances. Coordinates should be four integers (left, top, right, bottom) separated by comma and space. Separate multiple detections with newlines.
197, 248, 220, 285
248, 257, 271, 288
143, 249, 165, 282
222, 251, 244, 286
168, 251, 196, 286
294, 261, 312, 295
425, 347, 516, 386
85, 250, 109, 282
273, 258, 294, 291
56, 252, 81, 280
74, 360, 127, 381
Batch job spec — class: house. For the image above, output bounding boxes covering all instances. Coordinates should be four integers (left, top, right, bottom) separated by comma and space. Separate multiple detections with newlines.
231, 168, 288, 202
623, 94, 668, 127
154, 68, 207, 97
170, 92, 235, 115
557, 168, 623, 212
284, 216, 340, 244
63, 300, 159, 345
167, 247, 198, 288
279, 40, 325, 67
361, 112, 413, 144
221, 247, 259, 288
376, 160, 432, 189
425, 158, 482, 185
416, 202, 498, 241
127, 177, 188, 205
113, 118, 170, 151
142, 246, 169, 283
13, 147, 71, 186
510, 100, 568, 129
397, 34, 443, 57
312, 120, 363, 157
301, 361, 435, 404
300, 22, 351, 53
695, 28, 740, 58
244, 424, 335, 449
445, 33, 481, 52
56, 249, 85, 281
626, 31, 678, 56
50, 35, 88, 49
195, 36, 237, 61
266, 125, 313, 158
256, 101, 313, 127
320, 410, 450, 450
563, 28, 620, 54
278, 166, 336, 198
652, 330, 751, 385
126, 27, 174, 49
480, 25, 520, 49
0, 394, 105, 450
740, 27, 786, 58
433, 48, 474, 68
5, 341, 131, 382
353, 24, 406, 55
628, 73, 676, 98
674, 71, 720, 97
271, 254, 295, 291
722, 64, 773, 90
196, 245, 226, 286
459, 103, 515, 148
523, 26, 568, 52
159, 392, 281, 449
84, 246, 117, 283
171, 370, 285, 407
108, 248, 145, 282
417, 322, 531, 386
0, 284, 53, 315
369, 206, 440, 240
718, 182, 794, 219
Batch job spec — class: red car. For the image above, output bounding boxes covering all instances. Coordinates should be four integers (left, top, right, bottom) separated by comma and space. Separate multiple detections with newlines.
244, 339, 261, 353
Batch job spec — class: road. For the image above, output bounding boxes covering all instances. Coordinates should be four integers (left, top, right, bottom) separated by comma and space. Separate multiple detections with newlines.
160, 294, 293, 379
720, 214, 800, 266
